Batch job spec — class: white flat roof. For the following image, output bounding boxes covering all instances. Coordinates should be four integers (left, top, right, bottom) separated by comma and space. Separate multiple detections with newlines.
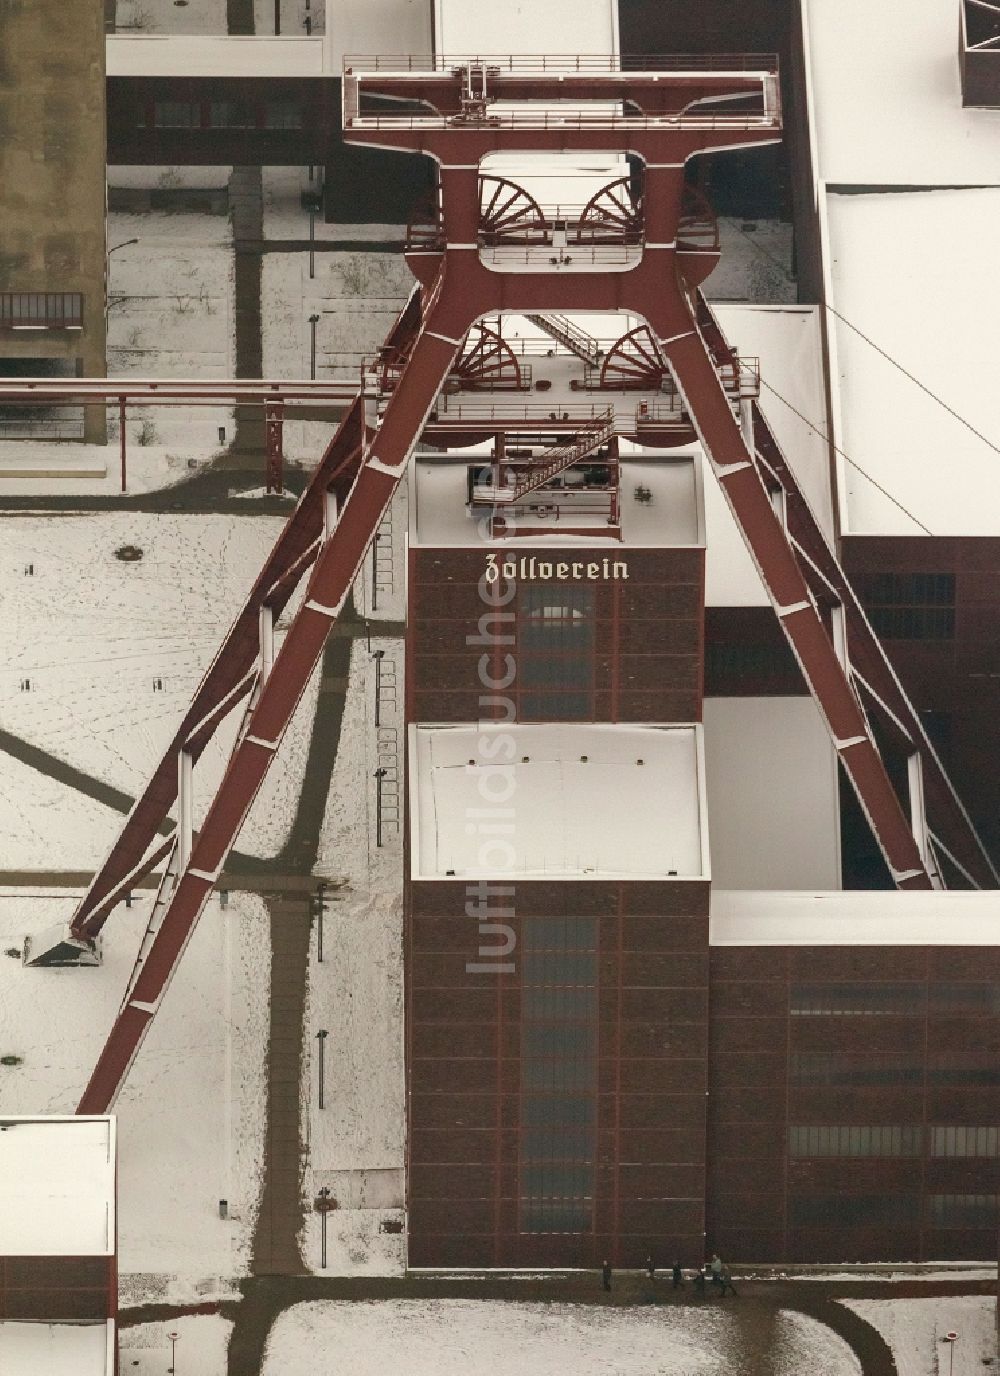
0, 1322, 113, 1376
107, 34, 327, 78
434, 0, 620, 58
327, 0, 432, 72
703, 698, 840, 892
712, 890, 1000, 946
0, 1117, 115, 1257
410, 724, 708, 880
705, 304, 831, 606
804, 0, 1000, 185
828, 188, 1000, 535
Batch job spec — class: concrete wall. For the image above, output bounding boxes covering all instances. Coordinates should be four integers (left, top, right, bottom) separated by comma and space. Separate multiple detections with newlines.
0, 0, 106, 438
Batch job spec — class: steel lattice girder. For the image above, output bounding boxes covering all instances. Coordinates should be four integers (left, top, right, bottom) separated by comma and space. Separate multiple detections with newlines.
71, 55, 994, 1117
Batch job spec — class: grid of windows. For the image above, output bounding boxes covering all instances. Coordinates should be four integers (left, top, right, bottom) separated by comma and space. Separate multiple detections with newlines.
790, 983, 926, 1016
519, 914, 598, 1234
153, 100, 200, 128
790, 1194, 920, 1227
516, 586, 596, 720
791, 1054, 924, 1086
0, 293, 83, 327
859, 572, 955, 640
789, 1125, 923, 1158
265, 100, 303, 129
928, 1195, 999, 1227
930, 1126, 1000, 1158
929, 983, 1000, 1014
209, 100, 255, 128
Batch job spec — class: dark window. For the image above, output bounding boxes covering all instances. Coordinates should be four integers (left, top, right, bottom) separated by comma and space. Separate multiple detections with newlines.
790, 1194, 920, 1227
516, 585, 595, 720
928, 1194, 999, 1227
929, 983, 1000, 1015
929, 1064, 1000, 1086
790, 983, 926, 1016
519, 914, 598, 1234
153, 101, 201, 128
789, 1125, 923, 1158
209, 100, 256, 128
791, 1054, 923, 1087
859, 572, 955, 640
0, 293, 83, 327
930, 1126, 1000, 1158
265, 101, 303, 129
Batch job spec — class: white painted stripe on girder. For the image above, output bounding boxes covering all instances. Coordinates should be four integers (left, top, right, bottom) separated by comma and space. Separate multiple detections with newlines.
366, 455, 401, 476
189, 867, 221, 883
776, 600, 811, 618
659, 329, 696, 346
835, 735, 868, 750
714, 459, 753, 478
245, 733, 279, 750
426, 330, 463, 346
644, 162, 684, 168
305, 592, 349, 619
644, 242, 677, 249
129, 1000, 158, 1015
445, 244, 478, 250
890, 867, 926, 883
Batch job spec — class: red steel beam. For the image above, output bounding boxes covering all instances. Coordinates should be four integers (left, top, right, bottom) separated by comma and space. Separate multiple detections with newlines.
78, 300, 469, 1112
692, 293, 996, 889
69, 396, 368, 942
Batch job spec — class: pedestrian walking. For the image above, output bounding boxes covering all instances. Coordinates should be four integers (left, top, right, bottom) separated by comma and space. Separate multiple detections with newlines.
719, 1268, 738, 1297
709, 1252, 723, 1288
693, 1267, 707, 1294
646, 1254, 656, 1281
671, 1261, 684, 1289
602, 1258, 612, 1292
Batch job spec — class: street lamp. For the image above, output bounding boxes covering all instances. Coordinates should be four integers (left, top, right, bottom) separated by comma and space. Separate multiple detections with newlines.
106, 238, 139, 325
942, 1331, 958, 1376
316, 1185, 332, 1268
316, 1028, 328, 1109
167, 1330, 179, 1373
309, 313, 320, 381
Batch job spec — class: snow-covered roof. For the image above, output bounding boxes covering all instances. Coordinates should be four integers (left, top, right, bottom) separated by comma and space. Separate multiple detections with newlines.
706, 304, 831, 605
410, 724, 708, 880
107, 35, 326, 78
827, 188, 1000, 535
434, 0, 620, 59
804, 0, 1000, 186
327, 0, 432, 72
0, 1117, 115, 1257
0, 1322, 114, 1376
711, 889, 1000, 946
703, 698, 840, 892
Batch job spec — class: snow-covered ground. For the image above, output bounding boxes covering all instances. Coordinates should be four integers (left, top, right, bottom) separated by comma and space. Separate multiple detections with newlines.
0, 890, 268, 1301
1, 511, 319, 868
261, 168, 400, 242
259, 247, 411, 466
841, 1296, 998, 1376
301, 633, 406, 1274
114, 0, 228, 34
0, 205, 235, 496
260, 1299, 863, 1375
120, 1314, 233, 1376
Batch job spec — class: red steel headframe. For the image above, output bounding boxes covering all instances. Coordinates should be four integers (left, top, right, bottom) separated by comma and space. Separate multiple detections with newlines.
73, 53, 993, 1114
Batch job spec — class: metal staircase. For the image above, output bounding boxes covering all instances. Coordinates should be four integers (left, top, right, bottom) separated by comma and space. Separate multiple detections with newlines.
524, 313, 603, 367
471, 414, 614, 505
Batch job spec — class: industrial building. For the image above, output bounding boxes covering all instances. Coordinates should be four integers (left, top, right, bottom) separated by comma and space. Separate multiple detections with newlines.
3, 0, 1000, 1324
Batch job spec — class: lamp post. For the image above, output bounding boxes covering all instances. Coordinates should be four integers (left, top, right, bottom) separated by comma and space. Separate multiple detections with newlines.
167, 1330, 179, 1373
374, 767, 388, 847
942, 1331, 958, 1376
316, 1028, 328, 1109
316, 1185, 331, 1268
309, 313, 320, 381
315, 882, 326, 963
372, 649, 385, 727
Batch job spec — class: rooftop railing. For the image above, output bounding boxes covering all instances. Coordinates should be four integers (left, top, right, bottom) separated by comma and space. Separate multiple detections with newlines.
346, 53, 780, 75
